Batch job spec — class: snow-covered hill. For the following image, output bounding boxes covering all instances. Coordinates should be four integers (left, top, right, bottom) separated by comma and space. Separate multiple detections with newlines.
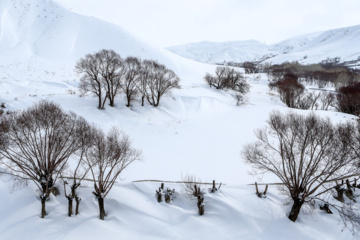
167, 25, 360, 65
0, 0, 175, 62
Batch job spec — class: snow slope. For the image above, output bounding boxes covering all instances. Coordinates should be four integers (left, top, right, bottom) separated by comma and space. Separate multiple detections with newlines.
0, 178, 354, 240
0, 0, 359, 239
167, 25, 360, 65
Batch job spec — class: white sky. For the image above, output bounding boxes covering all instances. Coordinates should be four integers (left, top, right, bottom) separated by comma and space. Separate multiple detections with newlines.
55, 0, 360, 47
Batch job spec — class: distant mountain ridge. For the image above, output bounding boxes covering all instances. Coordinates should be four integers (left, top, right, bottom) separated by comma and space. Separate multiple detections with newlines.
167, 25, 360, 65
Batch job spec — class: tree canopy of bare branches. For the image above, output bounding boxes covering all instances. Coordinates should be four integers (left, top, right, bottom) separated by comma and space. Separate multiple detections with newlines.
139, 60, 180, 107
84, 127, 141, 220
122, 56, 141, 107
205, 66, 249, 93
204, 67, 250, 105
0, 100, 88, 218
336, 82, 360, 116
242, 111, 359, 222
269, 73, 304, 108
243, 61, 258, 74
76, 49, 124, 109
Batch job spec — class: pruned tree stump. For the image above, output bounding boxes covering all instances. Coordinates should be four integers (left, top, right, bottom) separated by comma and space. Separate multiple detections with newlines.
255, 182, 268, 198
197, 195, 205, 216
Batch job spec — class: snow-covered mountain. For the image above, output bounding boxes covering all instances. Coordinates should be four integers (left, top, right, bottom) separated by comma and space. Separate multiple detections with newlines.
0, 0, 181, 75
167, 25, 360, 65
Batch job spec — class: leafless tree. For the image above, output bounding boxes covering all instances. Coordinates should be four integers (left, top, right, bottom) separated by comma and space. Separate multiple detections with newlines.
336, 82, 360, 115
243, 61, 258, 74
181, 174, 204, 197
269, 73, 304, 108
296, 92, 321, 110
242, 111, 359, 222
205, 67, 227, 89
319, 92, 335, 110
76, 49, 124, 109
97, 49, 124, 107
0, 101, 87, 218
139, 60, 180, 107
61, 121, 95, 217
76, 52, 106, 109
205, 66, 250, 94
84, 127, 141, 220
122, 57, 141, 107
181, 174, 205, 216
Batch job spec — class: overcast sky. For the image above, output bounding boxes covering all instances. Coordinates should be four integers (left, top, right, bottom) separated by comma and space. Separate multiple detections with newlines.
55, 0, 360, 47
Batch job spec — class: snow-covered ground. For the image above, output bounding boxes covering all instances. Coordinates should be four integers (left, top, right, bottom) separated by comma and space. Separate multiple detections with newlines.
167, 25, 360, 65
0, 0, 359, 239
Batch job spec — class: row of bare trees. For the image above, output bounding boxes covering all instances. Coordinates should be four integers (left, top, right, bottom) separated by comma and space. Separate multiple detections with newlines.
265, 61, 360, 88
268, 71, 360, 115
0, 101, 141, 219
243, 111, 360, 233
76, 49, 180, 109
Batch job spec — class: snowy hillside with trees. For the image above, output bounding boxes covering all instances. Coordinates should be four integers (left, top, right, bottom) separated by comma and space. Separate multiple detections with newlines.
167, 25, 360, 65
1, 0, 360, 239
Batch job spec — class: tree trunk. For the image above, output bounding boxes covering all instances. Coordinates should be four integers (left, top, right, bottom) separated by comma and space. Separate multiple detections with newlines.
98, 197, 105, 220
67, 197, 73, 217
75, 197, 80, 215
109, 97, 114, 107
288, 198, 304, 222
98, 94, 102, 109
41, 198, 46, 218
141, 96, 145, 106
126, 98, 130, 107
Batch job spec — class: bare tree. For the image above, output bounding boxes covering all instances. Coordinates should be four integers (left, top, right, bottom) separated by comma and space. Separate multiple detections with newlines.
204, 66, 250, 94
0, 101, 86, 218
242, 111, 358, 222
76, 52, 106, 109
84, 127, 141, 220
181, 174, 205, 216
122, 57, 141, 107
139, 60, 180, 107
243, 61, 258, 74
269, 73, 304, 108
76, 49, 124, 109
205, 67, 227, 89
97, 50, 124, 107
62, 121, 94, 217
319, 92, 335, 110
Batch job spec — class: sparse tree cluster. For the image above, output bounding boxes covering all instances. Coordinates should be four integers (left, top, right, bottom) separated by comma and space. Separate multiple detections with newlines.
205, 66, 249, 93
76, 50, 180, 109
0, 101, 140, 219
242, 61, 259, 74
204, 66, 250, 105
268, 71, 338, 111
265, 60, 360, 88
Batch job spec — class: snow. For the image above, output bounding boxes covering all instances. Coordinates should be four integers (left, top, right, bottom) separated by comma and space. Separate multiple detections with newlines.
0, 0, 359, 239
167, 24, 360, 65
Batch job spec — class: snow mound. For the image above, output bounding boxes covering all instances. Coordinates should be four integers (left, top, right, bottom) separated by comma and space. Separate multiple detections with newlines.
0, 179, 353, 240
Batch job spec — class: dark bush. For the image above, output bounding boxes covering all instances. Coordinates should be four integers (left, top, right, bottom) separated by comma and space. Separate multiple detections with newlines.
269, 73, 304, 108
336, 82, 360, 115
